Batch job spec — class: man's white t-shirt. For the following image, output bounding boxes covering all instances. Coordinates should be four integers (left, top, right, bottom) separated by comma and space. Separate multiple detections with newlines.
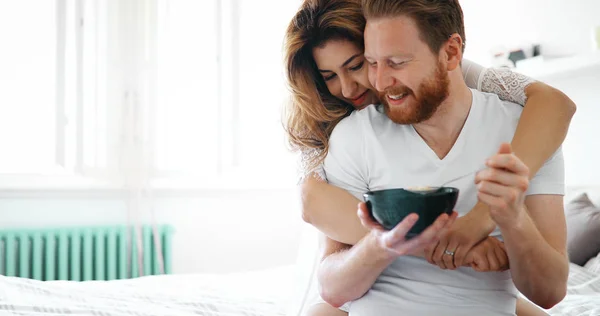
323, 89, 564, 316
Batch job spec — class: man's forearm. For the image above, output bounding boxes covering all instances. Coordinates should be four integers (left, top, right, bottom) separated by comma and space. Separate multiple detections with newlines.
318, 233, 395, 307
500, 212, 568, 309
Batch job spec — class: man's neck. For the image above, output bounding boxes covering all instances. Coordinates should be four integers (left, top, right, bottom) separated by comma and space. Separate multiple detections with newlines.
412, 73, 473, 160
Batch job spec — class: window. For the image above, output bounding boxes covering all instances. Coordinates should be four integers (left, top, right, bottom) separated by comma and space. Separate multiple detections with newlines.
0, 0, 114, 189
81, 0, 109, 173
153, 0, 220, 178
0, 0, 302, 190
235, 0, 301, 185
0, 1, 58, 174
151, 0, 301, 188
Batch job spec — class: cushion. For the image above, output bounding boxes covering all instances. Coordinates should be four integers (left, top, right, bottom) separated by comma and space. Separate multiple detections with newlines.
565, 193, 600, 265
565, 186, 600, 206
584, 251, 600, 274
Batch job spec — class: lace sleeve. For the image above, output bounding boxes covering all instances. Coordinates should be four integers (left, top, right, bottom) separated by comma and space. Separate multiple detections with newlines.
297, 148, 327, 184
462, 58, 486, 90
462, 59, 537, 106
479, 68, 537, 106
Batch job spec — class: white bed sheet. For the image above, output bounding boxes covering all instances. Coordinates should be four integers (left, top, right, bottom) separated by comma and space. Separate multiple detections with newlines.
1, 262, 598, 316
0, 265, 293, 315
548, 263, 600, 316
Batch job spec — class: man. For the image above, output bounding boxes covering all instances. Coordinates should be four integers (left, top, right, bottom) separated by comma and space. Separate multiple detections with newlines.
320, 0, 569, 314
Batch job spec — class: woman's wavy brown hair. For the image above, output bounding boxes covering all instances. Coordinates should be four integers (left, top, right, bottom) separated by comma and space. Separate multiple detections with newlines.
283, 0, 366, 172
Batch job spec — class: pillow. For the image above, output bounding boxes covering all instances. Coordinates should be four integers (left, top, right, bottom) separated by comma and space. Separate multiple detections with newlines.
565, 193, 600, 266
565, 186, 600, 206
584, 251, 600, 274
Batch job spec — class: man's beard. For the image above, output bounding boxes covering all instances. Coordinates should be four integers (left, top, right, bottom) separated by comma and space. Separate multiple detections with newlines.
380, 62, 450, 124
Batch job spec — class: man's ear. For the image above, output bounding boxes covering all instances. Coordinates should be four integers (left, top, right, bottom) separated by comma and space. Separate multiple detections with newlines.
444, 33, 464, 71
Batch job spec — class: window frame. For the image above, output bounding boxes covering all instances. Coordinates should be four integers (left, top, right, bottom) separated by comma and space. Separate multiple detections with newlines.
0, 0, 299, 195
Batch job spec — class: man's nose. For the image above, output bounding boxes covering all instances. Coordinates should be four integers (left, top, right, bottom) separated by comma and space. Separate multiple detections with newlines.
375, 65, 395, 92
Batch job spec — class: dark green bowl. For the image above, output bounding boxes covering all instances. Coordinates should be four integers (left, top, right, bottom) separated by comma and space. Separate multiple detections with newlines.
363, 187, 459, 237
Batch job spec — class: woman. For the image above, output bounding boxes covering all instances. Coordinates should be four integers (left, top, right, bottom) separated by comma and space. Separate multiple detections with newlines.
283, 0, 576, 315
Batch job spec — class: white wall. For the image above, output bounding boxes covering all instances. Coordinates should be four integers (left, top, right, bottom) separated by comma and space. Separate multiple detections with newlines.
152, 190, 304, 273
0, 189, 304, 274
460, 0, 600, 186
536, 69, 600, 188
461, 0, 600, 65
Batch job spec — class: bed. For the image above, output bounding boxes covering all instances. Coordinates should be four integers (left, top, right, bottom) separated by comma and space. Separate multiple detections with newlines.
547, 263, 600, 316
0, 258, 599, 315
0, 262, 598, 316
0, 265, 294, 315
543, 186, 600, 316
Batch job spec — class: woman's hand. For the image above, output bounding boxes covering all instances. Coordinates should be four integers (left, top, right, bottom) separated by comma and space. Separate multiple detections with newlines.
425, 207, 495, 270
463, 237, 509, 272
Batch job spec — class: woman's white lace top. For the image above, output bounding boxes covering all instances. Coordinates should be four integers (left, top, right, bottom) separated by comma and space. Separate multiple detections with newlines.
462, 59, 537, 107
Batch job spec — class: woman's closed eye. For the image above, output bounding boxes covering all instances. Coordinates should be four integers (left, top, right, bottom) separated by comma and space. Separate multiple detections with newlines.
323, 62, 363, 81
348, 61, 364, 72
323, 73, 337, 81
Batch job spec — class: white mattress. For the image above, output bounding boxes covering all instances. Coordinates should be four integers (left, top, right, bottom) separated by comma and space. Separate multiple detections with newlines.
547, 263, 600, 316
0, 265, 293, 315
0, 262, 598, 315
